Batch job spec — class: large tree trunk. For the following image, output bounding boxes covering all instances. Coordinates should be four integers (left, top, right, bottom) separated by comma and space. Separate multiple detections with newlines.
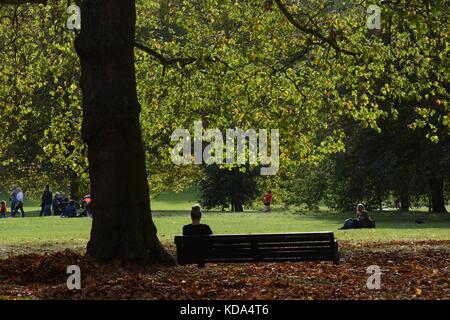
232, 199, 244, 212
399, 192, 410, 213
74, 0, 172, 264
429, 175, 447, 213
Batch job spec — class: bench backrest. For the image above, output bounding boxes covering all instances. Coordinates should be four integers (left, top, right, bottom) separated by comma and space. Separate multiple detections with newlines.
175, 232, 338, 265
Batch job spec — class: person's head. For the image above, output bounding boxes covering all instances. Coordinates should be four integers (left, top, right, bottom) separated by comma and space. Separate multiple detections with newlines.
357, 203, 365, 212
0, 201, 5, 207
44, 185, 49, 191
69, 199, 76, 206
191, 204, 202, 223
55, 192, 61, 198
12, 184, 17, 190
17, 187, 22, 193
268, 190, 272, 194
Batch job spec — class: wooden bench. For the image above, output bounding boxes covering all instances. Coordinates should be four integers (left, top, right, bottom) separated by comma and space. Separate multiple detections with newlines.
174, 232, 339, 267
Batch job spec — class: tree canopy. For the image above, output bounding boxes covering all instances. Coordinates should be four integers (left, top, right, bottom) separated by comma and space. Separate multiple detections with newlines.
0, 1, 448, 208
135, 0, 448, 199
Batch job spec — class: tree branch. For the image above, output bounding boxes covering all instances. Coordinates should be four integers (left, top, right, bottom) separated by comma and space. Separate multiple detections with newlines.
274, 0, 357, 58
135, 42, 196, 67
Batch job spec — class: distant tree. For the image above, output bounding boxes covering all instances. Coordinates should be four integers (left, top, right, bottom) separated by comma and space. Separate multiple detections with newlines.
281, 161, 331, 211
284, 111, 449, 213
198, 165, 260, 212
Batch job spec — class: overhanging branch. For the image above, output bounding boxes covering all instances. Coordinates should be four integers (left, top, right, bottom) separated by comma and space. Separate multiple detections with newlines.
274, 0, 358, 58
135, 42, 196, 67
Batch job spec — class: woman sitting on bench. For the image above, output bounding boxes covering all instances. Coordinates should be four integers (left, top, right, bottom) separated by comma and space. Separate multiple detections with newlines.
183, 204, 213, 236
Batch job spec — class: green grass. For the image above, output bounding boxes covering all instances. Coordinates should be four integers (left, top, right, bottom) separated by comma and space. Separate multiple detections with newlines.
151, 188, 200, 211
0, 188, 448, 257
0, 210, 448, 258
156, 210, 450, 242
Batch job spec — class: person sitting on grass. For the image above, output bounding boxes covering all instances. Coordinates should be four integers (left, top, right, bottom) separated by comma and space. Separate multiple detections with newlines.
339, 203, 375, 229
0, 201, 6, 218
61, 199, 77, 218
355, 203, 374, 228
183, 204, 213, 236
52, 192, 63, 215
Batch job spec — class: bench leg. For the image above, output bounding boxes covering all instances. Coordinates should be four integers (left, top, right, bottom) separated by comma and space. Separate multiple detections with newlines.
333, 253, 340, 265
333, 241, 340, 265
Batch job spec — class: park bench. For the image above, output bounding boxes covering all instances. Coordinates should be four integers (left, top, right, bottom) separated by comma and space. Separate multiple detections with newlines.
174, 232, 339, 267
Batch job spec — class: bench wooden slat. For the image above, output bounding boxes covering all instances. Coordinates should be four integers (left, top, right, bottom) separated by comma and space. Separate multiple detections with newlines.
229, 241, 332, 247
176, 239, 334, 246
200, 257, 334, 263
175, 232, 334, 243
192, 253, 336, 263
205, 248, 332, 256
208, 247, 332, 254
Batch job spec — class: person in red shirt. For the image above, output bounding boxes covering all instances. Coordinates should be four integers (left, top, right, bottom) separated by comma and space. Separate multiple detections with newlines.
262, 191, 273, 212
0, 201, 6, 218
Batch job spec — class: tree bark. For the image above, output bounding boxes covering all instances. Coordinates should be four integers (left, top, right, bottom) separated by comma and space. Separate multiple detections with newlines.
399, 192, 410, 212
429, 175, 447, 213
232, 199, 244, 212
74, 0, 172, 264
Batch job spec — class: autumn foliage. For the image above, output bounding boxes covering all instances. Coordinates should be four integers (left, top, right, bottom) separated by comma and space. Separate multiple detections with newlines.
0, 241, 448, 300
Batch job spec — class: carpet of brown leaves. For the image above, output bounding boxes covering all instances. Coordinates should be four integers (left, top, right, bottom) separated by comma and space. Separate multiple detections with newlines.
0, 241, 448, 300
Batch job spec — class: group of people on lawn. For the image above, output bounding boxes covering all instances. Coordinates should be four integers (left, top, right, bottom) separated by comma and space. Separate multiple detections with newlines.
1, 184, 91, 218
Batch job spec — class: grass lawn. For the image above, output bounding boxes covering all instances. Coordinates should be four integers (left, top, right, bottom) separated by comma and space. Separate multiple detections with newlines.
0, 209, 449, 258
0, 188, 449, 257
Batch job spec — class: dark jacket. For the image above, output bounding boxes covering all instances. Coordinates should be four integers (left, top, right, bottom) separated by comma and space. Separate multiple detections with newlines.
61, 203, 77, 217
42, 190, 53, 205
183, 224, 213, 236
357, 210, 372, 227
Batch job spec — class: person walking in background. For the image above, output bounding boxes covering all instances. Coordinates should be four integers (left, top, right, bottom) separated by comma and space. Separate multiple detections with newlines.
13, 187, 25, 217
0, 201, 6, 218
9, 185, 17, 216
40, 185, 53, 216
262, 190, 273, 212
